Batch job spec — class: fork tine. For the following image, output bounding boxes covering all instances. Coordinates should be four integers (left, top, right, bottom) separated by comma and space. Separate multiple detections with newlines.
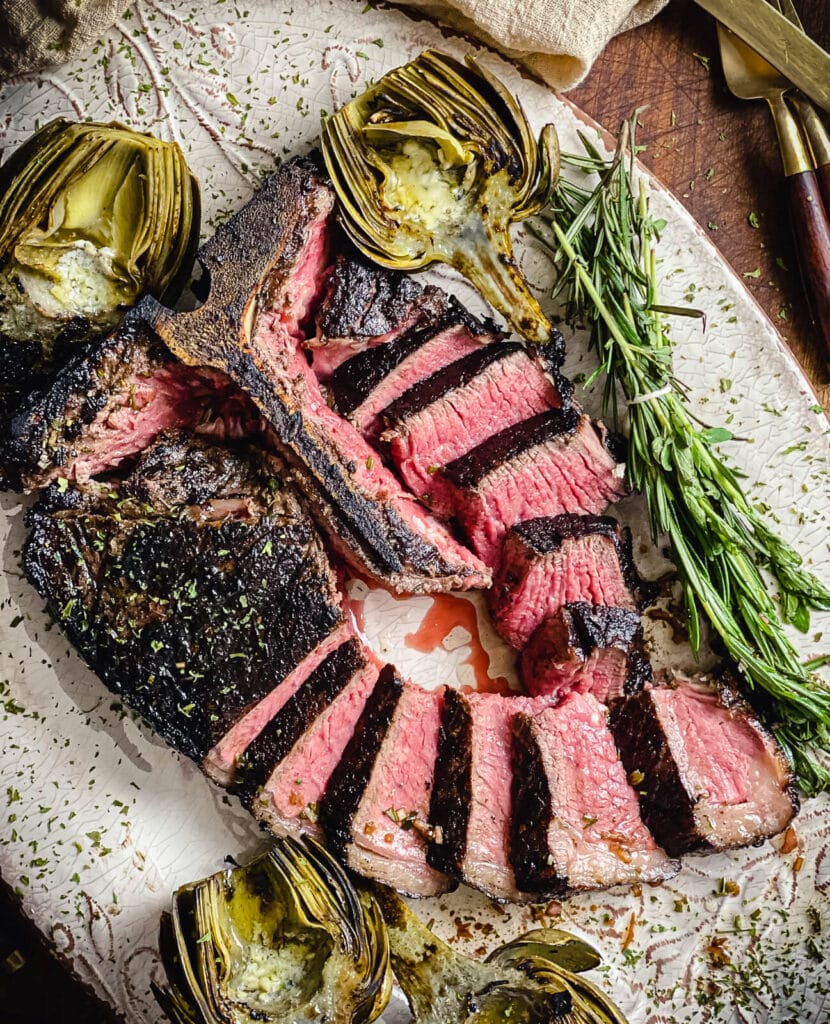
773, 0, 806, 32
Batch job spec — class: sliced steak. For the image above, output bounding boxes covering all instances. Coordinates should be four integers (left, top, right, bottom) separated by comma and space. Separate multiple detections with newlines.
511, 692, 678, 896
1, 315, 262, 491
327, 311, 496, 439
521, 603, 652, 705
246, 641, 382, 838
441, 411, 626, 567
608, 676, 798, 857
321, 672, 451, 897
24, 437, 343, 763
144, 159, 490, 594
381, 337, 571, 513
489, 514, 655, 648
204, 622, 353, 786
427, 689, 554, 901
309, 251, 450, 379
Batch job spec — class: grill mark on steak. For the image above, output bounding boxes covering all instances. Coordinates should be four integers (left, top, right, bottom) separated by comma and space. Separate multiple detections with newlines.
490, 514, 656, 649
321, 664, 403, 862
235, 638, 367, 801
443, 407, 582, 489
142, 159, 490, 594
441, 413, 626, 566
426, 688, 473, 877
609, 676, 798, 857
521, 603, 652, 705
511, 712, 568, 896
511, 694, 677, 896
23, 436, 342, 762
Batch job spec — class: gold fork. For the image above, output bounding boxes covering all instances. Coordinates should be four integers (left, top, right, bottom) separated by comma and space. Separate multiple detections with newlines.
774, 0, 830, 210
717, 18, 830, 368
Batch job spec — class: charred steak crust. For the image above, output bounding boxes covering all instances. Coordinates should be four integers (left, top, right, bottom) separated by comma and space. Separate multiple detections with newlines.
426, 688, 473, 877
608, 691, 703, 857
320, 664, 403, 860
509, 515, 657, 609
235, 638, 366, 800
383, 342, 523, 425
327, 306, 486, 418
443, 407, 583, 489
24, 450, 343, 763
316, 251, 445, 341
526, 602, 652, 696
510, 713, 569, 896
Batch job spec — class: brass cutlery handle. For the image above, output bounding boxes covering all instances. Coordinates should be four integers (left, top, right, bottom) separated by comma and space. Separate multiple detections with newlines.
769, 95, 830, 368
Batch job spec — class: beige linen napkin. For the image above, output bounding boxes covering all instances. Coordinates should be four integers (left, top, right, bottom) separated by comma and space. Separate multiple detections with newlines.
0, 0, 667, 84
394, 0, 669, 88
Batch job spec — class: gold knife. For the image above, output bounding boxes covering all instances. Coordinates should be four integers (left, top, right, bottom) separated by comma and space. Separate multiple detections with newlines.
693, 0, 830, 114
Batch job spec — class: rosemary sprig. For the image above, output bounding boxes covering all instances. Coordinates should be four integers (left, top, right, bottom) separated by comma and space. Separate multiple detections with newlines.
534, 117, 830, 792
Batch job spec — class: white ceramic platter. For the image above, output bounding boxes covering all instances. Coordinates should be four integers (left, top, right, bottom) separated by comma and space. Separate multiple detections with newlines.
1, 2, 829, 1021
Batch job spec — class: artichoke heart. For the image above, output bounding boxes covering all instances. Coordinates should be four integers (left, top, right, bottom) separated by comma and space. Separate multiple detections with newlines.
0, 118, 199, 352
321, 50, 559, 343
153, 837, 392, 1024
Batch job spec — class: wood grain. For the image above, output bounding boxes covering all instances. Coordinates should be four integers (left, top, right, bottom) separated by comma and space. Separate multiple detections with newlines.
570, 0, 830, 409
786, 169, 830, 366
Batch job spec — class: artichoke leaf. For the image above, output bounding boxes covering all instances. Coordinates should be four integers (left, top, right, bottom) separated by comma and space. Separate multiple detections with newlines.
485, 927, 602, 974
322, 50, 559, 343
0, 118, 199, 359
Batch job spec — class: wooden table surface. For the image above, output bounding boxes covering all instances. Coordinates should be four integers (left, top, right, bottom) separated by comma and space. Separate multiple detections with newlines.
571, 0, 830, 411
5, 1, 829, 1019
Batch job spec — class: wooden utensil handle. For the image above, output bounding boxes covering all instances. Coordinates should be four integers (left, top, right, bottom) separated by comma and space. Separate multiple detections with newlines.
818, 163, 830, 216
786, 170, 830, 368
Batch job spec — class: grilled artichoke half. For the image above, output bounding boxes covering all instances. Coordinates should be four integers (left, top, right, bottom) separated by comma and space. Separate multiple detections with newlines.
373, 886, 629, 1024
321, 50, 558, 343
153, 837, 392, 1024
0, 118, 199, 355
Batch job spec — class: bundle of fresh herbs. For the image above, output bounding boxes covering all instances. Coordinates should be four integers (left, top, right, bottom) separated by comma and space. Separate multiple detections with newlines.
533, 115, 830, 792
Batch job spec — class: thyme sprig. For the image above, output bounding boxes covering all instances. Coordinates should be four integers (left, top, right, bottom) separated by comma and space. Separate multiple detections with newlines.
533, 116, 830, 792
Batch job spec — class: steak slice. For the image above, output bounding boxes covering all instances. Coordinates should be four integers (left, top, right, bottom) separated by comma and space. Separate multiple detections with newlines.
511, 692, 678, 895
327, 310, 496, 439
143, 159, 490, 595
321, 671, 451, 897
245, 640, 382, 838
489, 514, 655, 648
1, 315, 262, 491
608, 676, 798, 857
24, 436, 343, 763
521, 603, 652, 705
309, 251, 450, 379
381, 337, 571, 513
427, 689, 554, 901
441, 410, 626, 567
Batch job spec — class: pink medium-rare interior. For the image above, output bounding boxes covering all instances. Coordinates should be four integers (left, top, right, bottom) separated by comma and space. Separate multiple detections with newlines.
348, 682, 448, 897
455, 420, 625, 567
651, 681, 795, 845
203, 622, 353, 786
523, 637, 630, 705
534, 692, 674, 889
493, 533, 636, 649
64, 363, 262, 486
463, 691, 553, 899
349, 324, 488, 438
309, 319, 423, 381
254, 657, 382, 838
386, 349, 563, 513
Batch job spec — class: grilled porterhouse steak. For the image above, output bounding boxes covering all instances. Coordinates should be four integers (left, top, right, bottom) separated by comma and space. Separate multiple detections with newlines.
142, 158, 490, 594
24, 433, 344, 762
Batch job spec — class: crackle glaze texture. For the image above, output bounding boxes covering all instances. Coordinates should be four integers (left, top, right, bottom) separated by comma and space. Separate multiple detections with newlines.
1, 2, 829, 1022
